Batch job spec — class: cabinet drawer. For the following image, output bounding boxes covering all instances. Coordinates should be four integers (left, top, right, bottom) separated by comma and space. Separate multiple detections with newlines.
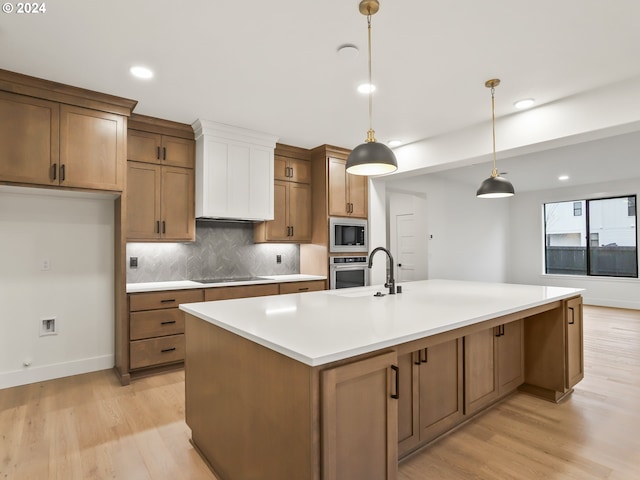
129, 289, 203, 312
279, 280, 325, 294
130, 309, 184, 340
204, 283, 279, 301
130, 334, 185, 369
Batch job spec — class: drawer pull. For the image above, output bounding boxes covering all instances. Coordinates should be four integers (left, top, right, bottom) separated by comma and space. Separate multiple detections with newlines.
298, 287, 309, 291
160, 299, 176, 303
161, 320, 177, 325
161, 347, 176, 353
391, 365, 400, 399
568, 306, 575, 324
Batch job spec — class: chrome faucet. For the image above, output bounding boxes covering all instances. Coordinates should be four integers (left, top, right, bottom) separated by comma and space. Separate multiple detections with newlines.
368, 247, 396, 295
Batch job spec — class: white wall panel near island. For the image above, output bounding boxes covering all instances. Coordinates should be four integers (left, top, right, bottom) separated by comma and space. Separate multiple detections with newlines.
0, 187, 115, 389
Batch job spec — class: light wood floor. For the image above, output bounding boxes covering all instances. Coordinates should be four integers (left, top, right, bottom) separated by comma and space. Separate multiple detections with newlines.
1, 306, 639, 479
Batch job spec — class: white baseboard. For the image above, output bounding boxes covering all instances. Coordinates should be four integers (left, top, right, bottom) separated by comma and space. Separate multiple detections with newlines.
583, 297, 640, 310
0, 354, 114, 390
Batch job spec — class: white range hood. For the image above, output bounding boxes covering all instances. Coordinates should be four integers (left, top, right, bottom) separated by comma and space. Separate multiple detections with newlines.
192, 119, 279, 222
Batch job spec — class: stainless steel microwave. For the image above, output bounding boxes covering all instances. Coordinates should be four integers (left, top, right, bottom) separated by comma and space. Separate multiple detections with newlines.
329, 217, 368, 253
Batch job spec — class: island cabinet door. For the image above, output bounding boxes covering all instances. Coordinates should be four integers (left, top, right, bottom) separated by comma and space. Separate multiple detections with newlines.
566, 296, 584, 389
464, 327, 500, 415
418, 339, 464, 443
322, 351, 398, 480
497, 320, 525, 395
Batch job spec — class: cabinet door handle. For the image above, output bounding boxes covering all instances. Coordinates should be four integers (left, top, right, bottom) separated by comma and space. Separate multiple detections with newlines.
421, 348, 428, 363
156, 221, 160, 234
163, 147, 167, 160
52, 164, 57, 181
568, 306, 575, 325
160, 299, 176, 303
391, 365, 400, 399
495, 326, 501, 337
290, 225, 294, 237
414, 351, 421, 365
161, 347, 176, 353
161, 320, 177, 325
157, 146, 161, 159
60, 164, 65, 181
162, 221, 166, 234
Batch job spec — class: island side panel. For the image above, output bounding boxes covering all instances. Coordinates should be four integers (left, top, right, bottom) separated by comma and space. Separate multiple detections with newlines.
185, 313, 319, 480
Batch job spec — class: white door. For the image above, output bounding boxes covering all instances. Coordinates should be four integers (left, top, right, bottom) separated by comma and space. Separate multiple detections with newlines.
395, 213, 419, 282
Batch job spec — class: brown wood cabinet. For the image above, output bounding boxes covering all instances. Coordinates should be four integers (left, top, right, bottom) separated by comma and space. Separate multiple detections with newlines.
255, 144, 312, 243
126, 114, 196, 242
322, 351, 398, 480
521, 296, 584, 402
465, 319, 524, 415
398, 338, 464, 457
128, 288, 204, 376
328, 156, 368, 218
204, 283, 279, 301
566, 296, 584, 388
0, 89, 129, 192
128, 129, 194, 168
279, 280, 326, 294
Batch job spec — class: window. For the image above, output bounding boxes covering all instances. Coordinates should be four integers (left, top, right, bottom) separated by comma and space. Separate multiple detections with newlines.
544, 195, 637, 278
573, 201, 582, 216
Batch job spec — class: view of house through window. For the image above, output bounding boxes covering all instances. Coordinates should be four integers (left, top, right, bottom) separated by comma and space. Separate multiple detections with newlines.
544, 195, 638, 278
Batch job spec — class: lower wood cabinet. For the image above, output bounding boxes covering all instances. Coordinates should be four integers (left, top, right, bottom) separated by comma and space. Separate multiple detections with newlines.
321, 351, 398, 480
127, 288, 204, 376
279, 280, 326, 294
398, 338, 464, 457
465, 319, 524, 415
204, 283, 279, 301
565, 296, 584, 388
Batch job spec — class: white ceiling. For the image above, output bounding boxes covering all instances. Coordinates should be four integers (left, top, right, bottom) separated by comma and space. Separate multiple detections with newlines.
3, 0, 640, 186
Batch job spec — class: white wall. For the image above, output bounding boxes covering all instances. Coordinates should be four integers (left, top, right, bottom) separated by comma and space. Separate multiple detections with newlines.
382, 175, 511, 283
0, 188, 115, 389
508, 178, 640, 309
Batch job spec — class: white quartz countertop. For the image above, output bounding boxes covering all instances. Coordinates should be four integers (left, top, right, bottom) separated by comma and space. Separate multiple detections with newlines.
180, 279, 584, 367
126, 274, 326, 293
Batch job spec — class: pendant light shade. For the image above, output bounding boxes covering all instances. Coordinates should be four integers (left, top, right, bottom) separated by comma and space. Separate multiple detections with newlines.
476, 79, 515, 198
346, 0, 398, 176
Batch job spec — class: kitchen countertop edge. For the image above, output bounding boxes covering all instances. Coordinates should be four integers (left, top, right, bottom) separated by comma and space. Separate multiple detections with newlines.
126, 274, 327, 293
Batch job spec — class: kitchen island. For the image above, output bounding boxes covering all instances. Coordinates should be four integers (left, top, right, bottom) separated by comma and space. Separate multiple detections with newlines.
180, 279, 584, 480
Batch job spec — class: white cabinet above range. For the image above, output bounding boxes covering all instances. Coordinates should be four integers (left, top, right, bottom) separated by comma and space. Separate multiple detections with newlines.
192, 119, 279, 221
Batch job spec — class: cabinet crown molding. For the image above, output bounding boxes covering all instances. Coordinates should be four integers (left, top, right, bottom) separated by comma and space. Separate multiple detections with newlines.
192, 119, 279, 148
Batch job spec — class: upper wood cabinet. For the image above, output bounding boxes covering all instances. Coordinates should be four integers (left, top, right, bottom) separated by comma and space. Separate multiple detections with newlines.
0, 69, 135, 192
328, 156, 368, 218
128, 129, 194, 168
126, 114, 196, 242
254, 143, 312, 243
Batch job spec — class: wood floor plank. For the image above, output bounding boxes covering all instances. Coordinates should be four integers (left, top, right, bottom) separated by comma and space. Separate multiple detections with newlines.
0, 305, 638, 479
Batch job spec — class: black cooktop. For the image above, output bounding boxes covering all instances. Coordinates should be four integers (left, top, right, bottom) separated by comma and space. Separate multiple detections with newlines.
194, 276, 268, 284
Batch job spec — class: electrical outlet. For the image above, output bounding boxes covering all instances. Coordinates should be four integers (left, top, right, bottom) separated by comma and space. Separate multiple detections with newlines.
130, 256, 138, 268
40, 317, 57, 336
41, 258, 51, 271
276, 254, 282, 264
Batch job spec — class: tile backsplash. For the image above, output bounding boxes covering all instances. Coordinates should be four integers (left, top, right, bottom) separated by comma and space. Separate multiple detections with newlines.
126, 221, 299, 283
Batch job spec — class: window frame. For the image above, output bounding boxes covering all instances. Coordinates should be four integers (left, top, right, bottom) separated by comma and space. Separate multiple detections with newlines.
544, 194, 638, 278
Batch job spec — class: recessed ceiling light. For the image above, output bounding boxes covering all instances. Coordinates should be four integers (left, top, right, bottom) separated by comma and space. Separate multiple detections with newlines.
388, 140, 402, 147
357, 83, 376, 94
514, 98, 535, 109
558, 175, 570, 181
130, 65, 154, 79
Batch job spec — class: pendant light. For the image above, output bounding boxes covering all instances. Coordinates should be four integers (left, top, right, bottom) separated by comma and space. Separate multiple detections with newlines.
346, 0, 398, 176
476, 79, 515, 198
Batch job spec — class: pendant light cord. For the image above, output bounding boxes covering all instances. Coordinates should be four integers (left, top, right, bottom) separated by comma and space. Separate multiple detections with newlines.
491, 85, 498, 177
366, 12, 375, 142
